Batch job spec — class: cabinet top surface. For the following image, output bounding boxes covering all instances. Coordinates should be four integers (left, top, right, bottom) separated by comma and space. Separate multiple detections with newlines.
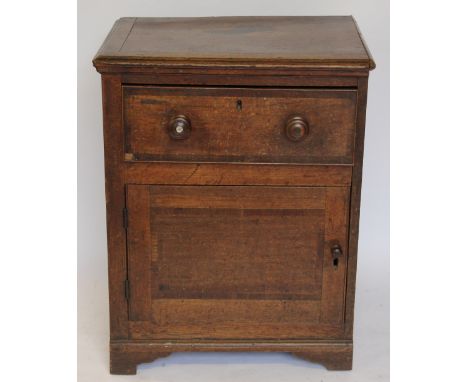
93, 16, 375, 71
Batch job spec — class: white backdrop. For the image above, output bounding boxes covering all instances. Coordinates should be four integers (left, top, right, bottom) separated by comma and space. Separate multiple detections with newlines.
78, 1, 389, 381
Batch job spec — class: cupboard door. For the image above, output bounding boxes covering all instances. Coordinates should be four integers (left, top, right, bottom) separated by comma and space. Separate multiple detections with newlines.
125, 185, 349, 339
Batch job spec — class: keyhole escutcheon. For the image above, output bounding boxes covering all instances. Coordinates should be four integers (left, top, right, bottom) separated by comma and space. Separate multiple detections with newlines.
331, 244, 343, 269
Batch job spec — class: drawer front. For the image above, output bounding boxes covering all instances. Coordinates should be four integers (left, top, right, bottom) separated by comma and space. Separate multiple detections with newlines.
125, 184, 349, 340
123, 86, 357, 164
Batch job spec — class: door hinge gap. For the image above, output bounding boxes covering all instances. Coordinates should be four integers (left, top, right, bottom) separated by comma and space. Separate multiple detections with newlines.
124, 279, 130, 300
123, 207, 128, 229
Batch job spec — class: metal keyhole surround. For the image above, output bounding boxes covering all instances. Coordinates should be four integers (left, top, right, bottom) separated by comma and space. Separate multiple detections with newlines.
331, 244, 343, 269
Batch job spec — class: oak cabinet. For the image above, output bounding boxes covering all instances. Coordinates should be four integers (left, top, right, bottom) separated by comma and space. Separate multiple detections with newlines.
93, 16, 374, 374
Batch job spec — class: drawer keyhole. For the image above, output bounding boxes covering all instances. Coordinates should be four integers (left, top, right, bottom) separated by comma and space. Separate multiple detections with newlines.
236, 99, 242, 111
333, 258, 339, 269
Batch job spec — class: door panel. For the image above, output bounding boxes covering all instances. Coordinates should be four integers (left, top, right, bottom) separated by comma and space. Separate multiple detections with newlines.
126, 185, 349, 339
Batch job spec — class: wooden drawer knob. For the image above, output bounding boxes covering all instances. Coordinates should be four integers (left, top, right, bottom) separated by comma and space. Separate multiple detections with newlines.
168, 115, 191, 140
285, 116, 309, 142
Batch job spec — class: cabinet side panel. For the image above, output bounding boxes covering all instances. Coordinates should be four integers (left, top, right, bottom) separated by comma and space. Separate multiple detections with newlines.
101, 74, 128, 339
344, 76, 369, 339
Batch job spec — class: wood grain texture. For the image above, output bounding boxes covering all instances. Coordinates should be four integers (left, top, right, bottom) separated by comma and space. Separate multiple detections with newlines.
97, 18, 136, 57
123, 86, 357, 164
122, 73, 359, 87
129, 321, 344, 340
105, 65, 371, 77
149, 185, 326, 210
150, 208, 324, 300
125, 185, 349, 340
320, 187, 349, 324
125, 163, 352, 186
344, 77, 369, 339
101, 74, 128, 339
126, 185, 152, 321
94, 16, 374, 70
151, 299, 322, 325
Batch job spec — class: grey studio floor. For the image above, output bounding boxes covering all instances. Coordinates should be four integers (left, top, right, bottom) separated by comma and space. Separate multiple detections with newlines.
78, 247, 389, 382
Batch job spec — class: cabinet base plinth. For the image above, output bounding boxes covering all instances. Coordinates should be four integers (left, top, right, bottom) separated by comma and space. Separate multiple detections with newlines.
110, 341, 352, 374
294, 349, 352, 370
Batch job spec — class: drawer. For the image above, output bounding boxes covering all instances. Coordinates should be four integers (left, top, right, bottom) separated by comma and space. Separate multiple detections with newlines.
123, 86, 357, 164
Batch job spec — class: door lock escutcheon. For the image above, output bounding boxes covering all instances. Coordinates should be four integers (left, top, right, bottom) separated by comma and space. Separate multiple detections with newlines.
331, 244, 343, 269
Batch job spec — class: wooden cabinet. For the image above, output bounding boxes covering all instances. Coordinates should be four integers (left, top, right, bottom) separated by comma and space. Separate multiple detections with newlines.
93, 16, 375, 374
